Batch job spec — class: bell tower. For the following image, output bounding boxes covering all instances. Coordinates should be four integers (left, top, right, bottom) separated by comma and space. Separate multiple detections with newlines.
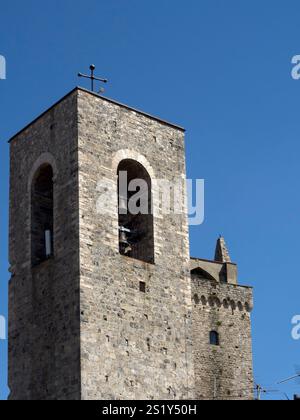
8, 87, 195, 400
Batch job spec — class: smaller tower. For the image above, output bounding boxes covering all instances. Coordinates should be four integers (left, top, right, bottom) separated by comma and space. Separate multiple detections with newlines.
191, 237, 254, 400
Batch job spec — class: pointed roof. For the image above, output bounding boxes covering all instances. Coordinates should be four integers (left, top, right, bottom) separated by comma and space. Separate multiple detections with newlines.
214, 236, 231, 263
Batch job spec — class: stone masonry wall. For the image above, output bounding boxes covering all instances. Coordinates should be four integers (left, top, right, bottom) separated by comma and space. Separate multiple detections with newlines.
9, 87, 254, 401
77, 89, 195, 400
191, 271, 254, 400
9, 91, 81, 400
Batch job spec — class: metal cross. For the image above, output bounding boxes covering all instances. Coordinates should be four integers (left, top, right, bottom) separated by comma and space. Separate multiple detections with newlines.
78, 65, 108, 93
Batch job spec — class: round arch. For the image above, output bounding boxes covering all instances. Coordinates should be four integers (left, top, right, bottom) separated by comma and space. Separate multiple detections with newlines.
28, 153, 58, 194
116, 156, 155, 264
112, 149, 155, 181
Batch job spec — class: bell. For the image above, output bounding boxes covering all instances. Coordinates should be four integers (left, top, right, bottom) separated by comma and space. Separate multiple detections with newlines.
120, 230, 129, 245
119, 227, 132, 254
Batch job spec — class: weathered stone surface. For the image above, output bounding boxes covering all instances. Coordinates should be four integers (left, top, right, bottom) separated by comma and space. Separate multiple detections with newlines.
77, 90, 194, 400
8, 88, 253, 400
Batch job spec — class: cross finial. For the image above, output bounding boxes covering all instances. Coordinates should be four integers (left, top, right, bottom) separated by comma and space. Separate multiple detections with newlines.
78, 65, 108, 93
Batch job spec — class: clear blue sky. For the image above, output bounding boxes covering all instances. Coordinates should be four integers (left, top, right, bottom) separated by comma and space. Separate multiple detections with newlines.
1, 0, 300, 400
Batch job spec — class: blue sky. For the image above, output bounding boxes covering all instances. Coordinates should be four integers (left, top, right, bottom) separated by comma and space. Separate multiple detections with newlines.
1, 0, 300, 400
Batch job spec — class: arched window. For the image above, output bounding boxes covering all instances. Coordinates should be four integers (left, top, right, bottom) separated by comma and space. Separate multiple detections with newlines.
117, 159, 154, 264
210, 331, 220, 346
31, 164, 54, 266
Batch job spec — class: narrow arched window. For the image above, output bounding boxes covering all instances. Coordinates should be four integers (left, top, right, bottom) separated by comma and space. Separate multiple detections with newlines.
210, 331, 220, 346
31, 164, 54, 266
117, 159, 154, 264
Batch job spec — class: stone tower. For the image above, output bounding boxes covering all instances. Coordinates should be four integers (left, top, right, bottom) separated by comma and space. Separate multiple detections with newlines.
8, 87, 194, 400
191, 238, 254, 400
8, 87, 254, 400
